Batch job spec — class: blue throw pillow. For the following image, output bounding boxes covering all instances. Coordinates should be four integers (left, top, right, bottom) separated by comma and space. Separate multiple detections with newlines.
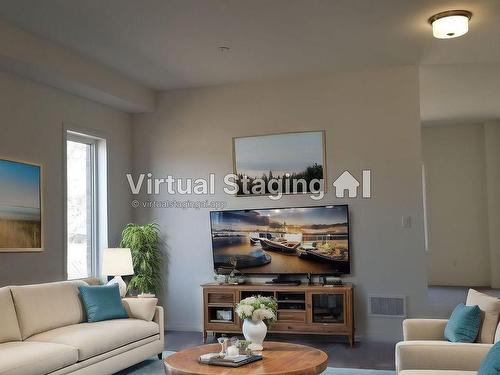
79, 284, 128, 323
444, 303, 481, 343
479, 341, 500, 375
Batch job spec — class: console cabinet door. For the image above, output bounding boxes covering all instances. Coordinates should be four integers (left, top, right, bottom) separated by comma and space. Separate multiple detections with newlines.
306, 290, 351, 333
204, 288, 240, 332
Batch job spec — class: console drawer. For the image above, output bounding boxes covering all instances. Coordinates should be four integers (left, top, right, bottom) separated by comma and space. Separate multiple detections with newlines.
278, 310, 306, 323
207, 292, 234, 305
271, 323, 310, 332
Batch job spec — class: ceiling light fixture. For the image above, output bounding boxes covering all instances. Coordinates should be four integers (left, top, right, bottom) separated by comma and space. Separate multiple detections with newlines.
428, 10, 472, 39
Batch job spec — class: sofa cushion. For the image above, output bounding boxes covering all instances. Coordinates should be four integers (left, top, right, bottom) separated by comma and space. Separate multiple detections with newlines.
0, 287, 21, 343
27, 318, 160, 361
478, 341, 500, 375
0, 341, 78, 375
10, 280, 88, 340
467, 289, 500, 344
445, 304, 481, 343
78, 284, 128, 323
396, 341, 492, 372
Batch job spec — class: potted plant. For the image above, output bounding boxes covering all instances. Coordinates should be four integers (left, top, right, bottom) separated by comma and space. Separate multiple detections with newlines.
236, 295, 277, 351
120, 222, 162, 297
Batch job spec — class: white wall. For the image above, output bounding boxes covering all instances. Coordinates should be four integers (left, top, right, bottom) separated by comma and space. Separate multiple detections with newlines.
0, 71, 133, 286
484, 121, 500, 288
423, 124, 490, 286
132, 66, 428, 341
420, 64, 500, 124
0, 20, 156, 113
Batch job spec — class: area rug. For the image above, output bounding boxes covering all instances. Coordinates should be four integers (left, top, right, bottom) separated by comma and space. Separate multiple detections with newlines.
115, 351, 395, 375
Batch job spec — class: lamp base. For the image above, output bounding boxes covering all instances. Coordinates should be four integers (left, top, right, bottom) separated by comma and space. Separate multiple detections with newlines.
106, 275, 127, 297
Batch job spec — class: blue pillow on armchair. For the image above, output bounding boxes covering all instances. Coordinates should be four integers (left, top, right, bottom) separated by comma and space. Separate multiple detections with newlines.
79, 284, 128, 323
444, 303, 481, 343
478, 341, 500, 375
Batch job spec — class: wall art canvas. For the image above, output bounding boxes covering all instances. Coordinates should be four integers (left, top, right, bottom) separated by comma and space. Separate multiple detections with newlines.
233, 131, 325, 196
0, 159, 42, 251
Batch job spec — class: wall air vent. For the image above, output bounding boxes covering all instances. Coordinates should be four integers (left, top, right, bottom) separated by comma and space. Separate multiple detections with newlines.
368, 295, 407, 318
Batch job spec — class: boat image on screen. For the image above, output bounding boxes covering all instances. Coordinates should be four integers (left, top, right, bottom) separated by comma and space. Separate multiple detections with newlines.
210, 205, 350, 275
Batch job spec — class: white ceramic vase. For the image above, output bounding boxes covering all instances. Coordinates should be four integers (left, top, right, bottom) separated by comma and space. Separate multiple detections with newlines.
106, 275, 127, 297
242, 319, 267, 351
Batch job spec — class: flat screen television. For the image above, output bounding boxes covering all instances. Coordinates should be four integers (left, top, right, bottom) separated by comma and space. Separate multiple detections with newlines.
210, 205, 350, 275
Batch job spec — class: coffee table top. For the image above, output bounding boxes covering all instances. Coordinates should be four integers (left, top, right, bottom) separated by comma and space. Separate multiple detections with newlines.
164, 341, 328, 375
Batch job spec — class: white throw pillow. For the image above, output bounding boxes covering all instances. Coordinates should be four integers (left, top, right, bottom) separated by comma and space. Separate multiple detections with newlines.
466, 289, 500, 344
122, 297, 158, 321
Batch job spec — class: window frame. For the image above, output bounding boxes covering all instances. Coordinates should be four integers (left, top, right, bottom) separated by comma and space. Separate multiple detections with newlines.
422, 163, 430, 252
64, 129, 103, 280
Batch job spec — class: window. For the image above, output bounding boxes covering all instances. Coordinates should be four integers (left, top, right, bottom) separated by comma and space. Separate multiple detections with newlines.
66, 131, 107, 280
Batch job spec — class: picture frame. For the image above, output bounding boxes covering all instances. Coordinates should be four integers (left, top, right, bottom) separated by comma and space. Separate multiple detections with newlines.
232, 130, 326, 196
0, 158, 43, 252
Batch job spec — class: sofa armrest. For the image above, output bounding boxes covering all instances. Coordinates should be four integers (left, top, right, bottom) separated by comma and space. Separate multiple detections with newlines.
396, 341, 491, 373
403, 319, 448, 341
153, 305, 164, 343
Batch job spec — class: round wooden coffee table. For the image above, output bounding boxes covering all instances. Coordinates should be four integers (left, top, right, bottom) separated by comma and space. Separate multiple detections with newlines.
164, 341, 328, 375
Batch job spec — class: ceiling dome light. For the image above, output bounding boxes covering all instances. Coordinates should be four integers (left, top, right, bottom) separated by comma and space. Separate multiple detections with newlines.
428, 10, 472, 39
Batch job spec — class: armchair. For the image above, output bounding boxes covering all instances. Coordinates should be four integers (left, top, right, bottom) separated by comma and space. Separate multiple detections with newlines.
395, 290, 500, 375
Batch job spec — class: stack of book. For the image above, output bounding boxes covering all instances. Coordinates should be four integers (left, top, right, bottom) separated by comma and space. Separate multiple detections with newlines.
199, 353, 263, 368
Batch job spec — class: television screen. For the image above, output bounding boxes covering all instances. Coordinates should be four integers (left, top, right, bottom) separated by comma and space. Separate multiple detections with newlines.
210, 205, 350, 275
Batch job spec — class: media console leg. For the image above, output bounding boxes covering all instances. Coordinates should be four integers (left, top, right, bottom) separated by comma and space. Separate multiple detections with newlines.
203, 331, 208, 343
348, 335, 354, 347
158, 353, 162, 360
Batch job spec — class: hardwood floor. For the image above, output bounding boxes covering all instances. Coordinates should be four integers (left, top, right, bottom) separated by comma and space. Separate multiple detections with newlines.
165, 330, 396, 370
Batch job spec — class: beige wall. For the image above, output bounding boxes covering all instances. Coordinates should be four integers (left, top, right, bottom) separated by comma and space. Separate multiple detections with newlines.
0, 71, 133, 286
132, 66, 428, 341
423, 124, 490, 287
0, 20, 155, 113
484, 121, 500, 288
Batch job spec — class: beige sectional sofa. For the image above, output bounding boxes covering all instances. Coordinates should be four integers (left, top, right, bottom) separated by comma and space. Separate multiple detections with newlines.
396, 289, 500, 375
0, 280, 164, 375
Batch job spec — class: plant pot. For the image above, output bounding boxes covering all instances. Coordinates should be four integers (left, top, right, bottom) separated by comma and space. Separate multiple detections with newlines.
242, 319, 267, 351
138, 293, 156, 298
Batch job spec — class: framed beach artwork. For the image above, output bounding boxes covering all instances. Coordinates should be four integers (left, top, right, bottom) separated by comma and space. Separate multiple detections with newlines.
0, 158, 42, 251
232, 131, 326, 196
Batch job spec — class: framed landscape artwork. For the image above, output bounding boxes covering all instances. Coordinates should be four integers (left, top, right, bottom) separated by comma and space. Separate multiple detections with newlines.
0, 158, 42, 251
233, 131, 326, 196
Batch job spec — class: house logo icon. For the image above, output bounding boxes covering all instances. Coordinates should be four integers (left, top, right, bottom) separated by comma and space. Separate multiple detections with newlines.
332, 170, 371, 198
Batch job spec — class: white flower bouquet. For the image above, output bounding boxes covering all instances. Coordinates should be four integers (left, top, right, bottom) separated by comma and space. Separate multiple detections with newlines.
235, 295, 278, 326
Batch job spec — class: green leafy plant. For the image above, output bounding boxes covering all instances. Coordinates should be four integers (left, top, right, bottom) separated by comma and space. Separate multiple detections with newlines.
120, 223, 162, 295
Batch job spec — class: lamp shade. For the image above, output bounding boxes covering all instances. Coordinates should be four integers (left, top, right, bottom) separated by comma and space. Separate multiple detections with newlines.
102, 248, 134, 276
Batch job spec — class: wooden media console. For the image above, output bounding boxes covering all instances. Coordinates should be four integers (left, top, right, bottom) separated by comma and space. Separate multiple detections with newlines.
202, 283, 354, 346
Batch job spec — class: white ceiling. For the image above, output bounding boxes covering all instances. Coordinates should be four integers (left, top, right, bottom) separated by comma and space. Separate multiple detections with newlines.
0, 0, 499, 91
1, 0, 500, 123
